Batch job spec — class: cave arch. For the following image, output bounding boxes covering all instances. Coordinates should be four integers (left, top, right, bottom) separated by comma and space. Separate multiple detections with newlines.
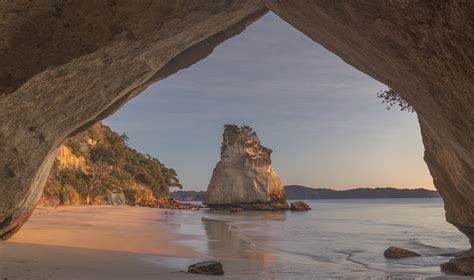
0, 0, 472, 273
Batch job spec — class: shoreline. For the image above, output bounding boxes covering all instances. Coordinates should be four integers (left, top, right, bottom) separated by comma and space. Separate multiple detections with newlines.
0, 206, 211, 280
1, 202, 470, 279
7, 205, 202, 257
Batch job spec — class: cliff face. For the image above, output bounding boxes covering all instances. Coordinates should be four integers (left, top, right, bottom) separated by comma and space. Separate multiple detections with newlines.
203, 125, 287, 209
55, 146, 87, 171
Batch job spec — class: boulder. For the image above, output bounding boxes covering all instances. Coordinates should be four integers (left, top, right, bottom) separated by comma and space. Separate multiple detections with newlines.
290, 201, 311, 211
202, 125, 288, 210
105, 190, 126, 205
188, 261, 224, 275
384, 247, 421, 259
441, 249, 474, 275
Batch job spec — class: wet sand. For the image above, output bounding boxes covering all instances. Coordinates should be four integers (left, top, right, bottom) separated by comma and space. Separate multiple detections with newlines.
0, 206, 213, 280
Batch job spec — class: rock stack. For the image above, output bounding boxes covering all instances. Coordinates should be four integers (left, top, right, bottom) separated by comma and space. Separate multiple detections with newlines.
202, 125, 288, 210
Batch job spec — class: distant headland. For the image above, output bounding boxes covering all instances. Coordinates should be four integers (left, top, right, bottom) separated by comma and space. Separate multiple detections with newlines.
283, 185, 439, 199
170, 185, 439, 201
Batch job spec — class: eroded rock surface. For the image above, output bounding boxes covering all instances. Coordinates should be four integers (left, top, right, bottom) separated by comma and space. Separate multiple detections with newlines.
202, 125, 288, 210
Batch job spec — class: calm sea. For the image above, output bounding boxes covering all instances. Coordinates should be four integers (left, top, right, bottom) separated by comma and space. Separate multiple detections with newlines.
156, 198, 470, 279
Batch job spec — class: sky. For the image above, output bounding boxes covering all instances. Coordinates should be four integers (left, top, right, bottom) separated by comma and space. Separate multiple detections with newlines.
104, 13, 434, 191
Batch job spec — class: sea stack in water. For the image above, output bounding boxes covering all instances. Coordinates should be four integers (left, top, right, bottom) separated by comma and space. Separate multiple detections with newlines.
203, 125, 288, 210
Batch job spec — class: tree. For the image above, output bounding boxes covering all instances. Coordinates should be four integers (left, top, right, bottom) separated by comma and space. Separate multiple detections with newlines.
84, 162, 110, 204
377, 88, 415, 112
164, 168, 183, 189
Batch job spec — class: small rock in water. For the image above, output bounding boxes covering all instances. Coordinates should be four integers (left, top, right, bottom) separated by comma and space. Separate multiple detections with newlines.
290, 201, 311, 211
229, 207, 244, 213
384, 247, 421, 259
188, 261, 224, 275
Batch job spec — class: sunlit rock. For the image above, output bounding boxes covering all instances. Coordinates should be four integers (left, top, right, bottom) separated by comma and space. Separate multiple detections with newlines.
55, 146, 87, 171
203, 125, 288, 210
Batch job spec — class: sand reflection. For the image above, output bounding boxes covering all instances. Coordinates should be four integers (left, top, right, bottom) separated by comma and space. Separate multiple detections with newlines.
202, 215, 283, 278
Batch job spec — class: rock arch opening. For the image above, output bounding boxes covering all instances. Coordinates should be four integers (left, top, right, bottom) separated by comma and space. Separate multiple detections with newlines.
105, 12, 433, 197
0, 0, 472, 274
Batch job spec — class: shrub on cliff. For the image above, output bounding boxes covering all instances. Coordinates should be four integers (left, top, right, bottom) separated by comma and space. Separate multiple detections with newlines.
377, 88, 415, 112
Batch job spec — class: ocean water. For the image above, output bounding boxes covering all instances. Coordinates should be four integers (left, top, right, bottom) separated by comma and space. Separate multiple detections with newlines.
157, 198, 470, 279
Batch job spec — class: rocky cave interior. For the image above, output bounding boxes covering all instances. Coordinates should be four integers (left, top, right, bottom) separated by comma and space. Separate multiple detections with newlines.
0, 1, 472, 275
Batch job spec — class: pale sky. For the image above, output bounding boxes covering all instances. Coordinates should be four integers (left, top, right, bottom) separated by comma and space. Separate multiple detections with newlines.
105, 13, 434, 191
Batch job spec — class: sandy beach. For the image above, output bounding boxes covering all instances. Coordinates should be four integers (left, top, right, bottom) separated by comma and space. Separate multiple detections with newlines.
0, 206, 216, 280
1, 202, 470, 280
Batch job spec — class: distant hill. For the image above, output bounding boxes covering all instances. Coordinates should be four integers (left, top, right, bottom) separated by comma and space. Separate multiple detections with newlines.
170, 185, 438, 201
284, 185, 439, 199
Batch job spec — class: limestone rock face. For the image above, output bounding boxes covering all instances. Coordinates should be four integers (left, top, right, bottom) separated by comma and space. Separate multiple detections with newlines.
202, 125, 288, 209
55, 146, 87, 171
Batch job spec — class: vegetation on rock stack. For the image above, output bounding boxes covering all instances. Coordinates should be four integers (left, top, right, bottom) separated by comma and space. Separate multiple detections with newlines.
40, 122, 182, 206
